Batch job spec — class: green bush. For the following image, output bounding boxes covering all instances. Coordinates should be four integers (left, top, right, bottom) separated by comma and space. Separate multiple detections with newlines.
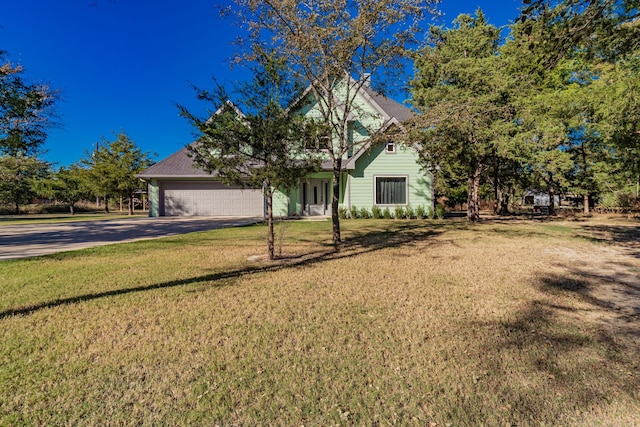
383, 207, 392, 219
338, 206, 349, 219
372, 205, 382, 219
349, 205, 359, 219
600, 192, 638, 209
427, 207, 435, 219
405, 205, 415, 219
415, 204, 426, 219
435, 204, 446, 219
394, 206, 406, 219
359, 207, 371, 219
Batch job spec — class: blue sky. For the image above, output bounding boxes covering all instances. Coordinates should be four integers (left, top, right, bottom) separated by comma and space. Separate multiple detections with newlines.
1, 0, 522, 167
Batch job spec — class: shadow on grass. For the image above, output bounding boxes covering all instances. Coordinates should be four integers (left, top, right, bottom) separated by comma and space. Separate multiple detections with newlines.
474, 289, 640, 422
538, 266, 640, 335
576, 224, 640, 258
0, 224, 446, 319
467, 239, 640, 422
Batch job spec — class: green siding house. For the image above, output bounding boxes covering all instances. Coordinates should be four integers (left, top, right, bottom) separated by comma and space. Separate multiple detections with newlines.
138, 80, 433, 217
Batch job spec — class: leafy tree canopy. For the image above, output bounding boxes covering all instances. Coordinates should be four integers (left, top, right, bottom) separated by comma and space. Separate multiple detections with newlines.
0, 51, 58, 157
82, 132, 154, 215
180, 52, 325, 259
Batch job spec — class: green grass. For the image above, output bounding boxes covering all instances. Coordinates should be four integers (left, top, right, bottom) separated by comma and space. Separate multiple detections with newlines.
1, 217, 639, 425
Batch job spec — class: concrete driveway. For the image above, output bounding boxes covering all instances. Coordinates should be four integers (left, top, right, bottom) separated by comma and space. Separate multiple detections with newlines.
0, 216, 261, 261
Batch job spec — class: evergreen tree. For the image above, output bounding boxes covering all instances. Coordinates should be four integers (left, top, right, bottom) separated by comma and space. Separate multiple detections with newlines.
33, 165, 93, 215
179, 53, 324, 260
0, 155, 50, 214
409, 10, 515, 221
82, 132, 154, 215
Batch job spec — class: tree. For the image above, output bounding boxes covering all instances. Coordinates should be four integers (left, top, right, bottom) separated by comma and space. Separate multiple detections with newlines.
0, 155, 50, 214
228, 0, 439, 242
179, 54, 323, 260
511, 2, 639, 213
32, 164, 93, 215
568, 7, 640, 209
409, 11, 515, 221
0, 51, 57, 157
590, 47, 640, 202
519, 0, 640, 67
82, 132, 154, 215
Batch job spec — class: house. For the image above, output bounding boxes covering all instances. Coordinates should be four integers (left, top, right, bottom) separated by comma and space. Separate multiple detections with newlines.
138, 79, 433, 217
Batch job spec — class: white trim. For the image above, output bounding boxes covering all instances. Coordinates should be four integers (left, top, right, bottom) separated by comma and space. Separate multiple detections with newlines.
347, 173, 351, 210
373, 175, 409, 206
384, 140, 397, 154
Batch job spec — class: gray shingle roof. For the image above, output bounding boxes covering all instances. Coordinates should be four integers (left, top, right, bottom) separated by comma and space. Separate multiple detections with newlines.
362, 85, 414, 123
137, 145, 218, 179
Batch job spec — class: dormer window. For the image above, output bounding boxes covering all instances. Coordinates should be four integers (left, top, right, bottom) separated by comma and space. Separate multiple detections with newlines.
385, 141, 396, 154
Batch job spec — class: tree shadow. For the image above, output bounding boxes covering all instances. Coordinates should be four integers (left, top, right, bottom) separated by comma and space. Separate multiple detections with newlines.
474, 293, 640, 422
466, 243, 640, 422
576, 224, 640, 259
538, 265, 640, 337
0, 223, 447, 319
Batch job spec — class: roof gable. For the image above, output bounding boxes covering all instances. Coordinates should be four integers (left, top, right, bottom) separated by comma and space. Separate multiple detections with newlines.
293, 75, 414, 125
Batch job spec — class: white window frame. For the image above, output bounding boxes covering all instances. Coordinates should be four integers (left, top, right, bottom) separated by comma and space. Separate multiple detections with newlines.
374, 175, 409, 206
384, 140, 396, 154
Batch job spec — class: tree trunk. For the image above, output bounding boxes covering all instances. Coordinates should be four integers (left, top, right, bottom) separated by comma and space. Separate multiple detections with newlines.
69, 203, 75, 215
500, 191, 510, 215
265, 188, 275, 260
583, 193, 589, 215
467, 165, 482, 222
105, 197, 110, 214
331, 159, 342, 243
14, 200, 19, 215
128, 194, 134, 215
492, 167, 500, 215
548, 185, 555, 215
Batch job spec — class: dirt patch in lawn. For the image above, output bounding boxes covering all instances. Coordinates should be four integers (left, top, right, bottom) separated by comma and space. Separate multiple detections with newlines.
541, 224, 640, 344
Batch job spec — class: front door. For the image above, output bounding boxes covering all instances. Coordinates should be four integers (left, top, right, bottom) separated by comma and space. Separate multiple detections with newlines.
302, 179, 329, 216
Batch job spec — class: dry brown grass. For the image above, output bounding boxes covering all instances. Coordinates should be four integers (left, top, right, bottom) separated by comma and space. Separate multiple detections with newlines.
1, 217, 639, 425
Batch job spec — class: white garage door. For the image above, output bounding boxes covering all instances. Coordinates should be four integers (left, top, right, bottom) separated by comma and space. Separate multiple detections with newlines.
162, 181, 264, 217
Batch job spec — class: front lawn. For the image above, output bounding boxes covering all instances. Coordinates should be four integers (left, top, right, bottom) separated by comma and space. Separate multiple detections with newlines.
1, 217, 639, 425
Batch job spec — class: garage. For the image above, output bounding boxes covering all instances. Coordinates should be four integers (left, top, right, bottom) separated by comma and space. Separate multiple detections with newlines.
161, 181, 264, 217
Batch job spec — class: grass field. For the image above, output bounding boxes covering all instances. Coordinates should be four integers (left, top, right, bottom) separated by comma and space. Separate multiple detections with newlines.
1, 216, 639, 425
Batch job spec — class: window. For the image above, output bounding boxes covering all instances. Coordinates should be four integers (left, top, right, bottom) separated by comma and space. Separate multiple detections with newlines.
385, 141, 396, 154
375, 176, 407, 205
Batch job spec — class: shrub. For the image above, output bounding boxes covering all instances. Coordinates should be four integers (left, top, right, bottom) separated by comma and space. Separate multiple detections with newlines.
415, 204, 426, 219
359, 207, 370, 219
338, 206, 349, 219
405, 205, 415, 219
383, 207, 392, 219
350, 205, 359, 219
427, 206, 435, 219
394, 206, 406, 219
435, 204, 446, 219
372, 205, 382, 219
